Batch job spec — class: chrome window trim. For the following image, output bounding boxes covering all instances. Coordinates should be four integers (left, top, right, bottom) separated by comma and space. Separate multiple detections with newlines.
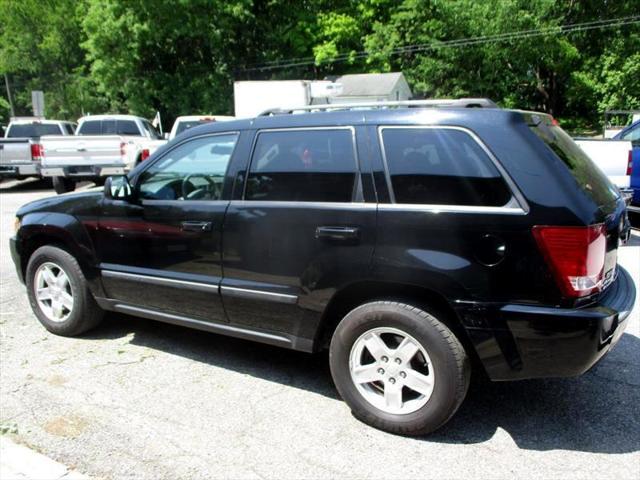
243, 125, 363, 203
220, 285, 298, 304
229, 200, 376, 210
377, 125, 530, 214
102, 270, 219, 293
101, 269, 299, 304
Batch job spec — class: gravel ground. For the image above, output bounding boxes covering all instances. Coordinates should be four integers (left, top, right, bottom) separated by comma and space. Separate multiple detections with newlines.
1, 178, 639, 480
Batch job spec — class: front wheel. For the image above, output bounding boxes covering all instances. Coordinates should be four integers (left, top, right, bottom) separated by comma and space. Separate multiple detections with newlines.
26, 245, 104, 336
52, 176, 76, 194
329, 301, 470, 436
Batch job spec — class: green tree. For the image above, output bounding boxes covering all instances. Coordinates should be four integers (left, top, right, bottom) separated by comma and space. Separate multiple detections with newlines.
0, 0, 107, 124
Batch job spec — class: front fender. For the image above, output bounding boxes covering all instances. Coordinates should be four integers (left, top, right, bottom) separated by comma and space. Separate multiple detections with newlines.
17, 212, 105, 297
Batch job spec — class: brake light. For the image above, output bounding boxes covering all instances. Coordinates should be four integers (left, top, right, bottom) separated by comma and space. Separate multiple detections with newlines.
30, 143, 44, 161
627, 150, 633, 176
120, 142, 126, 158
532, 224, 607, 298
140, 148, 150, 161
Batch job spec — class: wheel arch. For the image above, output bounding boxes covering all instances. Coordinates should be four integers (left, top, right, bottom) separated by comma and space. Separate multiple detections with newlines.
315, 280, 483, 373
18, 214, 104, 297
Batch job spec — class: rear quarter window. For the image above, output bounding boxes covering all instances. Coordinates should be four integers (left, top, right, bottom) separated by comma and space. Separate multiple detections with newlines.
380, 127, 512, 206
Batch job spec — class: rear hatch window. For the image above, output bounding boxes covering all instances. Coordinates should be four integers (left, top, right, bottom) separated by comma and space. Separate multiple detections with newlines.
526, 114, 619, 207
7, 123, 62, 138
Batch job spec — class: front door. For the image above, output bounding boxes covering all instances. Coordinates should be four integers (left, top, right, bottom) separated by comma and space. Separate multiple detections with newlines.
220, 126, 377, 350
97, 132, 239, 322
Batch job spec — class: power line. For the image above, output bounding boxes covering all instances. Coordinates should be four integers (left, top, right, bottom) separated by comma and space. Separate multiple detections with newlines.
240, 15, 640, 72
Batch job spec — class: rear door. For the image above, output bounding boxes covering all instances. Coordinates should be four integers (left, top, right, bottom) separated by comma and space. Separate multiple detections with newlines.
220, 126, 377, 350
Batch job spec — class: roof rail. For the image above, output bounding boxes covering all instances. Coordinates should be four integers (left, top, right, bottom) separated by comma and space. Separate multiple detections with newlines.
258, 98, 498, 116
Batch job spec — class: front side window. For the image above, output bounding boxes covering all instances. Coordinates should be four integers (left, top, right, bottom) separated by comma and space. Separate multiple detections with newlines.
138, 134, 238, 201
381, 128, 512, 206
245, 129, 357, 202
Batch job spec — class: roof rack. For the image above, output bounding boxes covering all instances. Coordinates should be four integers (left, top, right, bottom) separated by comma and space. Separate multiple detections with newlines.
258, 98, 498, 116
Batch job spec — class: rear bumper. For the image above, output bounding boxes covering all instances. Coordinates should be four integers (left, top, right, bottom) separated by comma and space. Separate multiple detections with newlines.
457, 266, 636, 381
41, 164, 127, 178
0, 164, 39, 177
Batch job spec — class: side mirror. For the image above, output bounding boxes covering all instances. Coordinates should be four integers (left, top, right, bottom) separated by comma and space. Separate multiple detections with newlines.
104, 175, 133, 201
163, 132, 169, 140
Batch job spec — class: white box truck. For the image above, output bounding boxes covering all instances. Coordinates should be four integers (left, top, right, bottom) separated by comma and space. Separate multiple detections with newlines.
233, 80, 342, 118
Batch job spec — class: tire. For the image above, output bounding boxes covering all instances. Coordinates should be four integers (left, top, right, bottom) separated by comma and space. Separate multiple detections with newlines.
52, 176, 76, 194
329, 301, 470, 436
25, 245, 103, 336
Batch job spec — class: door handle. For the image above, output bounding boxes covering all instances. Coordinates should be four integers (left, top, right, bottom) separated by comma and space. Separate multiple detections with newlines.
181, 221, 213, 232
315, 226, 360, 243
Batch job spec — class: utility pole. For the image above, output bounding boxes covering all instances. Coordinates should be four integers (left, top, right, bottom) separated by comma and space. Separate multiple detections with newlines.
4, 73, 15, 117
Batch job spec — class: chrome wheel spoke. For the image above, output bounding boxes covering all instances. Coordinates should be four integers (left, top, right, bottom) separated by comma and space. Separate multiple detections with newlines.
36, 287, 52, 301
51, 300, 64, 319
41, 266, 57, 286
352, 363, 382, 384
403, 369, 433, 396
384, 383, 403, 410
60, 292, 74, 311
363, 332, 388, 360
395, 336, 419, 363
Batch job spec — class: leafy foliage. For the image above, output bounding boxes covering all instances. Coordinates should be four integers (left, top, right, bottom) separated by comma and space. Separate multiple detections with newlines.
1, 0, 638, 130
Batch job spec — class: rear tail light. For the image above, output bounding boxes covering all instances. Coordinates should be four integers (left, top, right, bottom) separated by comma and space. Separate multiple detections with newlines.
140, 148, 150, 161
626, 150, 633, 176
532, 224, 607, 298
120, 142, 126, 158
30, 143, 44, 161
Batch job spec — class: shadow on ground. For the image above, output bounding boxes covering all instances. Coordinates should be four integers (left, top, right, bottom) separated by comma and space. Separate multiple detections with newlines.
83, 311, 640, 454
0, 178, 53, 193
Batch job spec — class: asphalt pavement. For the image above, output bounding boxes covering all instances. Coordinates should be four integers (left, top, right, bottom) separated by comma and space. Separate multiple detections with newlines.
1, 178, 639, 480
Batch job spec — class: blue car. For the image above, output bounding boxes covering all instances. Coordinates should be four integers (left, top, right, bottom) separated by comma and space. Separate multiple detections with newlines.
614, 119, 640, 207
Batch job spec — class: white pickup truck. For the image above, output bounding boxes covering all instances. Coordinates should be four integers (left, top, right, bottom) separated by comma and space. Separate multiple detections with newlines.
0, 118, 75, 179
40, 114, 167, 193
573, 138, 633, 189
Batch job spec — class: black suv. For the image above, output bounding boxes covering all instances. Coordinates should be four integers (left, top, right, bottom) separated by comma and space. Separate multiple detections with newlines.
10, 101, 635, 435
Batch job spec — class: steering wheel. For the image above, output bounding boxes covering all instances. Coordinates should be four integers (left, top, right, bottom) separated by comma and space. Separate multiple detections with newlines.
181, 174, 218, 200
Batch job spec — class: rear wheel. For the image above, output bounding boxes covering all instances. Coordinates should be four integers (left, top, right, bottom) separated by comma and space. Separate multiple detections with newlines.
26, 245, 103, 336
329, 301, 470, 435
52, 176, 76, 194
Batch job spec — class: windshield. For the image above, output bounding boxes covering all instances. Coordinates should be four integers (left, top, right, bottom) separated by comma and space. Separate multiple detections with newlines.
528, 116, 619, 206
7, 123, 62, 138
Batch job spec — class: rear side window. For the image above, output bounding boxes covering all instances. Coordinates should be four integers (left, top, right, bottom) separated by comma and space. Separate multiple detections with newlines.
117, 120, 140, 136
245, 128, 357, 202
78, 121, 100, 135
380, 128, 512, 206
